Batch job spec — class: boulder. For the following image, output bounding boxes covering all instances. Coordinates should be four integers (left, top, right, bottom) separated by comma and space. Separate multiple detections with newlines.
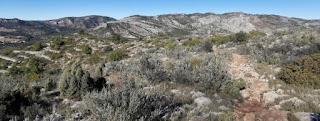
190, 91, 205, 99
294, 112, 311, 121
262, 91, 287, 104
194, 97, 212, 107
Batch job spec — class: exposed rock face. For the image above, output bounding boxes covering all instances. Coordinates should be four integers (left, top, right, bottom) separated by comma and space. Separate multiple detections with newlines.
45, 15, 116, 29
90, 12, 320, 38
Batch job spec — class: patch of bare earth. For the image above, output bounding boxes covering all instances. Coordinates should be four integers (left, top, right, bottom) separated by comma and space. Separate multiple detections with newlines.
228, 53, 287, 121
0, 36, 19, 42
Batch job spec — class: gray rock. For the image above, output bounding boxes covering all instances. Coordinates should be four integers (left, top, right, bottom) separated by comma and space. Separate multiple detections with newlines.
194, 97, 212, 107
190, 91, 205, 99
219, 105, 230, 111
294, 112, 311, 121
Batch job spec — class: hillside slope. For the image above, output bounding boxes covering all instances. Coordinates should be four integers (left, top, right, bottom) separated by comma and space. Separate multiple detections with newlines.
91, 12, 320, 38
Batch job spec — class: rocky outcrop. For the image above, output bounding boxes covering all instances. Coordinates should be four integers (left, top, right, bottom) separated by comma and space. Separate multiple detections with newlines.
45, 15, 116, 29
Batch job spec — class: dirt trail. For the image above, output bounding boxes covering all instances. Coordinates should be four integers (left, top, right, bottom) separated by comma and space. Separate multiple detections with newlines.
223, 48, 287, 121
229, 53, 270, 102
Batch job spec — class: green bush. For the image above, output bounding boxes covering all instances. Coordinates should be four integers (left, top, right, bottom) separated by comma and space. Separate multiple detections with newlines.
108, 34, 127, 43
183, 39, 200, 46
107, 49, 127, 62
27, 57, 46, 74
44, 78, 56, 91
140, 56, 168, 83
8, 57, 47, 81
84, 80, 182, 121
81, 44, 92, 55
168, 56, 231, 92
32, 42, 44, 51
58, 63, 94, 99
248, 30, 267, 37
77, 30, 86, 35
45, 51, 63, 60
210, 35, 229, 45
278, 53, 320, 89
189, 59, 203, 70
8, 62, 23, 76
217, 112, 236, 121
50, 37, 64, 50
230, 31, 248, 43
85, 51, 103, 64
223, 79, 246, 98
95, 64, 105, 77
27, 73, 42, 82
194, 41, 213, 52
165, 39, 178, 49
102, 46, 113, 53
0, 60, 9, 70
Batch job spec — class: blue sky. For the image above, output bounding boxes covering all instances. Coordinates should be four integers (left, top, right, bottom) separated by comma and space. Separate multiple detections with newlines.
0, 0, 319, 20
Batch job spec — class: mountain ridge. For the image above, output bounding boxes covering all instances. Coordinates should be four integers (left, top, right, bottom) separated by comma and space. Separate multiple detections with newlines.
1, 12, 320, 40
90, 12, 320, 38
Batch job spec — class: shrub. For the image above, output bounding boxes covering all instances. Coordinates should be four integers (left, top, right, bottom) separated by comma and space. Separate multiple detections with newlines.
58, 63, 94, 99
85, 51, 103, 64
9, 57, 47, 81
182, 39, 200, 46
109, 34, 127, 43
217, 112, 236, 121
77, 30, 86, 35
247, 28, 320, 64
32, 42, 44, 51
0, 90, 30, 120
194, 40, 213, 52
248, 30, 267, 37
140, 56, 168, 82
81, 45, 92, 55
28, 58, 46, 74
8, 62, 24, 76
44, 78, 56, 91
21, 103, 49, 120
165, 39, 178, 49
27, 73, 41, 82
210, 35, 229, 45
278, 53, 320, 89
107, 49, 127, 62
168, 56, 231, 92
165, 48, 187, 59
223, 79, 246, 98
230, 31, 248, 43
84, 80, 182, 121
50, 37, 64, 50
189, 59, 203, 70
95, 64, 105, 77
45, 51, 63, 60
102, 46, 113, 54
0, 60, 9, 70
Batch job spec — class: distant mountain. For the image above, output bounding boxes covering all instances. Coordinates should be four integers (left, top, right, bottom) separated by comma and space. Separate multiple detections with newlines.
0, 18, 62, 36
90, 12, 320, 38
1, 13, 320, 42
44, 15, 116, 29
0, 16, 116, 44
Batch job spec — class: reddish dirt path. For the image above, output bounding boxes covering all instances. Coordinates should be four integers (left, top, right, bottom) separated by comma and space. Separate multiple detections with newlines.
225, 49, 287, 121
